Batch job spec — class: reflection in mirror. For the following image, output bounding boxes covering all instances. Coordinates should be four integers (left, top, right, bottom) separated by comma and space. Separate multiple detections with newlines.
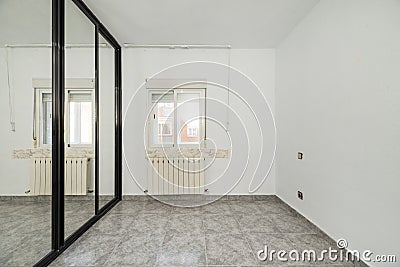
0, 0, 52, 265
64, 0, 95, 238
99, 34, 115, 208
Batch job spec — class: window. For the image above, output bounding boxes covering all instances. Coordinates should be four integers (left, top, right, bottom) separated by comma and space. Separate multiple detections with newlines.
158, 122, 172, 136
187, 125, 198, 137
148, 89, 205, 147
35, 88, 94, 147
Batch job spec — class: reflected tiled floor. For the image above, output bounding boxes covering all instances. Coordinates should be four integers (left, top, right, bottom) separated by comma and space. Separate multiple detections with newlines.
49, 197, 361, 267
0, 199, 95, 266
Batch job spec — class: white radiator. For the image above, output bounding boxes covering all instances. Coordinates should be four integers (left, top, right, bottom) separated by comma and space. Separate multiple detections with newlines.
30, 158, 52, 195
30, 157, 89, 195
148, 158, 205, 195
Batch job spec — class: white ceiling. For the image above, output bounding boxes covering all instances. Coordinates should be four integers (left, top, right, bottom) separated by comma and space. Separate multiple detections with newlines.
83, 0, 320, 48
0, 0, 95, 46
0, 0, 52, 46
0, 0, 319, 48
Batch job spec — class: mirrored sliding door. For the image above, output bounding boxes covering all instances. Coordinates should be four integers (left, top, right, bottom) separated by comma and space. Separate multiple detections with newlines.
0, 0, 121, 265
0, 0, 53, 265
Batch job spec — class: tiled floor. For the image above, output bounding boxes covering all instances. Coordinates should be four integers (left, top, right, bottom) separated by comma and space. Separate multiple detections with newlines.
46, 197, 362, 267
0, 199, 96, 266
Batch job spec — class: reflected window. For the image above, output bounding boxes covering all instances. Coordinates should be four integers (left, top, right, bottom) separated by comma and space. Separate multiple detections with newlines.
68, 91, 93, 145
41, 93, 52, 145
35, 88, 94, 147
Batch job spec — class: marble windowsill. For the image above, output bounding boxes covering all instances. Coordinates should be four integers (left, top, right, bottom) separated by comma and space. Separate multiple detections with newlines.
13, 148, 94, 159
145, 148, 230, 159
13, 148, 229, 159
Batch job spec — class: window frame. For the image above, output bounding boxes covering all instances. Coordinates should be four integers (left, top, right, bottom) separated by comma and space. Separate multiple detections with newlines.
33, 78, 95, 148
147, 87, 206, 148
65, 89, 95, 148
35, 88, 53, 148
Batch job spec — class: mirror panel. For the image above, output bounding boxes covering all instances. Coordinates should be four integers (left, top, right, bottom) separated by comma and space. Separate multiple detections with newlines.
64, 0, 96, 238
0, 0, 52, 265
98, 34, 116, 209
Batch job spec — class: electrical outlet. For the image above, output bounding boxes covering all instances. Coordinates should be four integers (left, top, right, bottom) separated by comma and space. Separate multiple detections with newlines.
297, 191, 303, 200
297, 152, 303, 160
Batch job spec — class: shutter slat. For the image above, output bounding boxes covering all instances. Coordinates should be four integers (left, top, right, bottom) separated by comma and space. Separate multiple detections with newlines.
69, 92, 92, 102
151, 92, 174, 103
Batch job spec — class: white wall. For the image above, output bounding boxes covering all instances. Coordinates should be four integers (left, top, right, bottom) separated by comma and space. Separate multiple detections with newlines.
122, 48, 276, 195
276, 0, 400, 265
0, 48, 51, 195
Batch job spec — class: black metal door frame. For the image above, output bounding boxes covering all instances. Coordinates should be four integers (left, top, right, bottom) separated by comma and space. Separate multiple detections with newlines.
34, 0, 122, 266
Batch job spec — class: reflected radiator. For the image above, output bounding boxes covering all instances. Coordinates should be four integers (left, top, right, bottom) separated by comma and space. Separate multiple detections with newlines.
30, 157, 89, 195
148, 158, 205, 195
